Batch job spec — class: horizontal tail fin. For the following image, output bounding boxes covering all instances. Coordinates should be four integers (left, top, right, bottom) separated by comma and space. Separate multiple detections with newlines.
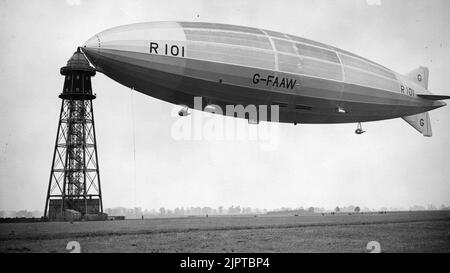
402, 112, 432, 137
417, 94, 450, 100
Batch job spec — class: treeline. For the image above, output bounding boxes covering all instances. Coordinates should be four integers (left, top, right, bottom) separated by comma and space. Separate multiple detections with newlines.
268, 204, 450, 215
2, 204, 449, 219
105, 206, 267, 218
0, 210, 42, 218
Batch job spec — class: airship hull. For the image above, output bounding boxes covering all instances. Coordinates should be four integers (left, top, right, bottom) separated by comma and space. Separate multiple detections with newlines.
82, 21, 446, 125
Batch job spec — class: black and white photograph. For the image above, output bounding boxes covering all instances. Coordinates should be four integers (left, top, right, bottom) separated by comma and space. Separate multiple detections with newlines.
0, 0, 449, 262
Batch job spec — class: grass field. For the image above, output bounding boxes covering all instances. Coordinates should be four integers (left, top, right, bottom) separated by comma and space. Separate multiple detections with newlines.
1, 211, 449, 253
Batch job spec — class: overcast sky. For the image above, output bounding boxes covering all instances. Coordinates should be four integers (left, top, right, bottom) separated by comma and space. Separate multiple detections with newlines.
0, 0, 449, 212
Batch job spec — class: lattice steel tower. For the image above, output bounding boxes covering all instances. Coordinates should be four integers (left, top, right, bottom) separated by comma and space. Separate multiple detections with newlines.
44, 48, 103, 220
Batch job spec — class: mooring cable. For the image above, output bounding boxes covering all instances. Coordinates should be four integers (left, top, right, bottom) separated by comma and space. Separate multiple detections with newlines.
130, 87, 137, 211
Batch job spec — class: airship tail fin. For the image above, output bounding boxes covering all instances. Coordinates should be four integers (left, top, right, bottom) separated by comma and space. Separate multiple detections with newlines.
406, 66, 429, 89
417, 94, 450, 100
402, 111, 432, 137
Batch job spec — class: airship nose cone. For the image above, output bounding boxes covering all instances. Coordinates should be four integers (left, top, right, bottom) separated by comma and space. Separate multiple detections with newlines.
82, 21, 186, 51
80, 21, 187, 73
84, 34, 100, 49
80, 46, 103, 73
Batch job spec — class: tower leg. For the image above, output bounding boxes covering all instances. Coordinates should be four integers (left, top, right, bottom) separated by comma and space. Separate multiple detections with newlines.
44, 100, 65, 219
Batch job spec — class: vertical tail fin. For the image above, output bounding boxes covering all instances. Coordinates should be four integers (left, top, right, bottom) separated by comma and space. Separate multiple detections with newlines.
402, 112, 432, 137
406, 66, 429, 89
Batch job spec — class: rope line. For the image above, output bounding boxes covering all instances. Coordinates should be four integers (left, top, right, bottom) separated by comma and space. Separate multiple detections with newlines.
130, 88, 137, 210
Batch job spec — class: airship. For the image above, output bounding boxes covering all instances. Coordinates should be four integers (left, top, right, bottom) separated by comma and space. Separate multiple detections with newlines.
81, 21, 449, 136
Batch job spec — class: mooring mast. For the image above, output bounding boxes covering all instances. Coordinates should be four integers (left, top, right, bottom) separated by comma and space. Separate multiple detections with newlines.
44, 48, 104, 221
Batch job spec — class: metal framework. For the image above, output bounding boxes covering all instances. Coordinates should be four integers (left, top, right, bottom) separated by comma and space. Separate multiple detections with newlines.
44, 48, 103, 220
